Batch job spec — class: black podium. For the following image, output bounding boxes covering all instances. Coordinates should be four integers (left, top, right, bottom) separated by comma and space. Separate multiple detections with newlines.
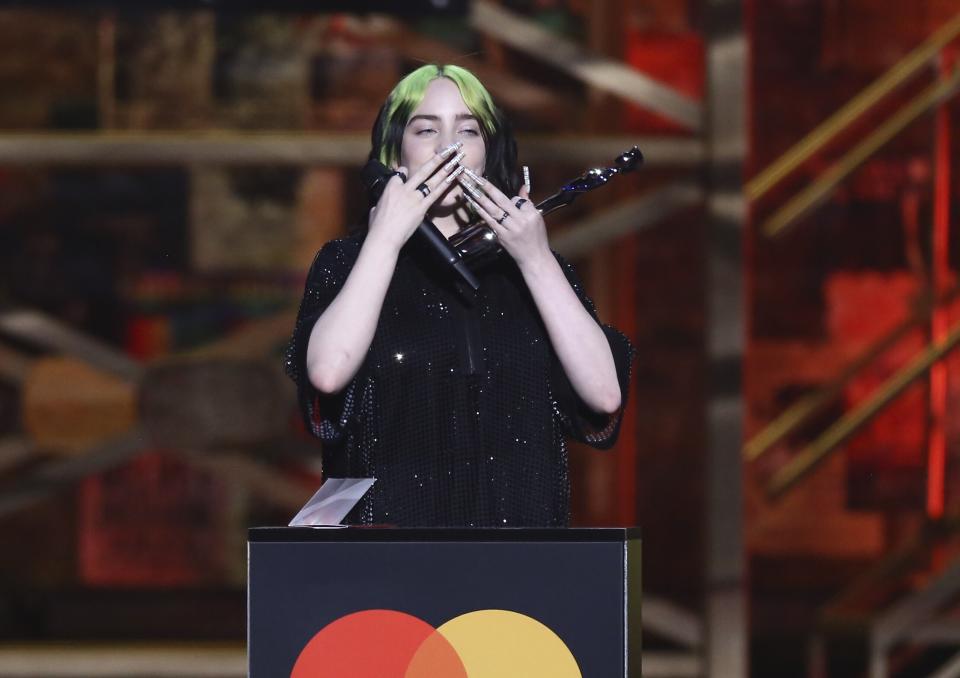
248, 527, 641, 677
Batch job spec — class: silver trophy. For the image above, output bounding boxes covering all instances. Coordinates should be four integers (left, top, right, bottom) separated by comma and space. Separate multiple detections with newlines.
449, 146, 644, 268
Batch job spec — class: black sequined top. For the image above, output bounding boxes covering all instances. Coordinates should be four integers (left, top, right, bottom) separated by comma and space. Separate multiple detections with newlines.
286, 234, 634, 527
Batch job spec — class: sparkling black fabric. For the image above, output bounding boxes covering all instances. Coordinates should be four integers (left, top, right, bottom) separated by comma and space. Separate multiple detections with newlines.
286, 234, 634, 527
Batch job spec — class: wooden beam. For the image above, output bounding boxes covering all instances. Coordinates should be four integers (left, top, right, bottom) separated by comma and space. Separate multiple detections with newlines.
0, 132, 702, 167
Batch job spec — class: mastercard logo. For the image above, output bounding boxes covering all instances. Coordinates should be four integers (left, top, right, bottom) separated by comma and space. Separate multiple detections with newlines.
290, 608, 583, 678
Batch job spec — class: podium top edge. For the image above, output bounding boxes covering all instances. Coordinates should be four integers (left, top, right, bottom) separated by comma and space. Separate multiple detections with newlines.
248, 527, 641, 543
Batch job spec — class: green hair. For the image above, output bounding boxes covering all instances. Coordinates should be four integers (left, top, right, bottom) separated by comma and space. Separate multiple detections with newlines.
368, 64, 519, 201
373, 65, 499, 167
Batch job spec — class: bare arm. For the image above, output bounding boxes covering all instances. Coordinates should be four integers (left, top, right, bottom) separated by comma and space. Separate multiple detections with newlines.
459, 178, 622, 414
517, 253, 622, 414
305, 232, 399, 393
306, 144, 463, 393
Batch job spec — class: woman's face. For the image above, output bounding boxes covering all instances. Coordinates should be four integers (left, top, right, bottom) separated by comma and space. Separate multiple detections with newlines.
398, 77, 487, 209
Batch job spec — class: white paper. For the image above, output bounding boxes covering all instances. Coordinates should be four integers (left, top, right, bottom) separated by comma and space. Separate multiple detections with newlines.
288, 477, 376, 527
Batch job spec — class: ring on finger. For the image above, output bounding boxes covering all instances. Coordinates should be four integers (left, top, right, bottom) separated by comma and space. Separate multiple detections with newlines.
514, 198, 528, 209
417, 183, 430, 198
496, 210, 509, 225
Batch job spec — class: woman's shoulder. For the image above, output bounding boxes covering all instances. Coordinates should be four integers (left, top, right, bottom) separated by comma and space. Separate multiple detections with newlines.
306, 234, 365, 282
317, 233, 365, 258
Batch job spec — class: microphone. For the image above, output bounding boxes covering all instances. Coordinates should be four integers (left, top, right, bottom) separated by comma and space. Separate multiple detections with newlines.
361, 160, 480, 291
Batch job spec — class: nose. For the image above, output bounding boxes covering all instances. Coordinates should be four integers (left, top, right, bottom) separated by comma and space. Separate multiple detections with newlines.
436, 130, 457, 154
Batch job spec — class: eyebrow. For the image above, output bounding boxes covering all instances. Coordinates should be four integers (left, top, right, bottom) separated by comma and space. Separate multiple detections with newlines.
407, 113, 478, 126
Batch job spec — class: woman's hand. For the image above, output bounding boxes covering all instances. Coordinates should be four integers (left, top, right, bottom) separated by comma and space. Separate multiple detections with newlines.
459, 173, 621, 414
458, 177, 551, 271
367, 143, 464, 254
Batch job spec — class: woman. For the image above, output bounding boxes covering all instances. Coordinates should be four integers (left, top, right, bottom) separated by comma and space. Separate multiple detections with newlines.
286, 64, 633, 527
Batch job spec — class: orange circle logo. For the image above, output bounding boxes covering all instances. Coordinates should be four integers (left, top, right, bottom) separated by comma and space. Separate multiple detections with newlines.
291, 609, 582, 678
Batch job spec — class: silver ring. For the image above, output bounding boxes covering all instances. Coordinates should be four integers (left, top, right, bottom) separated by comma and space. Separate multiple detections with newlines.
417, 183, 430, 198
496, 210, 509, 225
514, 198, 528, 209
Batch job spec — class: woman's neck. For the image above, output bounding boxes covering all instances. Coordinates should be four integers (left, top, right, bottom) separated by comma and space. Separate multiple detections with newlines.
428, 200, 473, 239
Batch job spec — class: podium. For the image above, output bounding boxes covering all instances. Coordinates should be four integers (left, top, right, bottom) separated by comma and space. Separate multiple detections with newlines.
248, 527, 641, 677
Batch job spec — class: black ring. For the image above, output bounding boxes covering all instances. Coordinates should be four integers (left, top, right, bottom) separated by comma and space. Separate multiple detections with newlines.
393, 170, 407, 183
496, 210, 509, 225
417, 183, 430, 198
514, 198, 528, 209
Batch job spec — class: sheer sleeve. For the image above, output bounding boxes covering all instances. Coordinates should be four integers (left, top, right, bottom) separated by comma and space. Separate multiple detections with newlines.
284, 238, 361, 442
550, 252, 635, 449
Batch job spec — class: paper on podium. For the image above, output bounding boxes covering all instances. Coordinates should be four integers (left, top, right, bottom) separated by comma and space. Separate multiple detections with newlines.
288, 478, 376, 527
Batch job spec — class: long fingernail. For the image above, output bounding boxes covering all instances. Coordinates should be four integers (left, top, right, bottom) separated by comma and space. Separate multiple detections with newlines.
439, 142, 462, 158
459, 178, 484, 200
444, 165, 465, 184
461, 166, 486, 186
443, 152, 465, 172
523, 165, 531, 193
464, 194, 483, 214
